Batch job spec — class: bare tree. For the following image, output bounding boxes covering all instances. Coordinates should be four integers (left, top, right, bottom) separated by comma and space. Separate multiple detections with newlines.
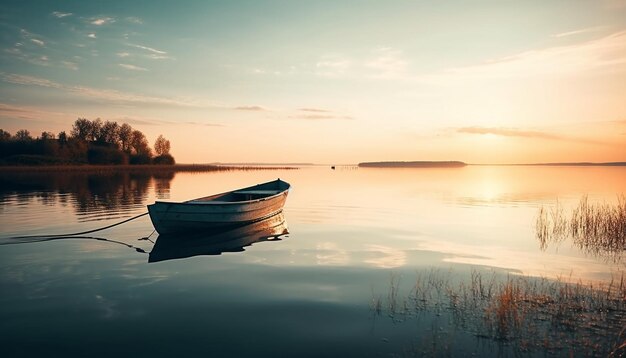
154, 135, 171, 156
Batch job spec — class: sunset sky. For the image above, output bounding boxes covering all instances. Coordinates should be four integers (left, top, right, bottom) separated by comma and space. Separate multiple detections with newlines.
1, 0, 625, 164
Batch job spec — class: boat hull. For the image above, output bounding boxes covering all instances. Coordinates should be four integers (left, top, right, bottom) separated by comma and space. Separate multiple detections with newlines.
147, 180, 289, 234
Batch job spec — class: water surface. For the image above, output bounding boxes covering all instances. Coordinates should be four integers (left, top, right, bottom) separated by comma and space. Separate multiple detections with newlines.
1, 165, 624, 356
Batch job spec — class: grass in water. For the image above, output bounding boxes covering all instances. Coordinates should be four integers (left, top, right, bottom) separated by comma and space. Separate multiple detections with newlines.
372, 269, 626, 357
537, 195, 626, 259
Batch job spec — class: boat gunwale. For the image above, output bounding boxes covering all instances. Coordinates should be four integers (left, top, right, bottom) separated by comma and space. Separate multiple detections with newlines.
149, 180, 290, 207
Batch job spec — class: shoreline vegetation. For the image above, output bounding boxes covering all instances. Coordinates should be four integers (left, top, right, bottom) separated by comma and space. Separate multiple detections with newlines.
1, 118, 175, 167
0, 164, 299, 173
372, 269, 625, 356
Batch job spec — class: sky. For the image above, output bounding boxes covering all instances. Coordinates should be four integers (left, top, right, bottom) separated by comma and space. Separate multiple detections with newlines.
0, 0, 625, 164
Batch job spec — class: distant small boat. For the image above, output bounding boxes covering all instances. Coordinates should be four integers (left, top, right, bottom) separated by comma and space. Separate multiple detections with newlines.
149, 212, 289, 262
148, 178, 290, 234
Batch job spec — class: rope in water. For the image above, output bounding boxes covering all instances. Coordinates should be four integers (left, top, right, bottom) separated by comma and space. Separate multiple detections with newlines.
9, 211, 150, 239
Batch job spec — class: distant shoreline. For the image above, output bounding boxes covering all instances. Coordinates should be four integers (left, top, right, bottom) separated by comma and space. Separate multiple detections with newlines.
472, 162, 626, 167
0, 164, 299, 173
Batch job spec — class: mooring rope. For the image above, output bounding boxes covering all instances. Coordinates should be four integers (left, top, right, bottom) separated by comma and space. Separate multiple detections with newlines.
7, 211, 150, 240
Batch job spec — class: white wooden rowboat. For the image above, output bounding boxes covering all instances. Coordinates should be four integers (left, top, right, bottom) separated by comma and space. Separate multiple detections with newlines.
147, 178, 290, 234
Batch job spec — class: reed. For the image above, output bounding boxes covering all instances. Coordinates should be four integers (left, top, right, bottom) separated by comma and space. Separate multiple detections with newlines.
537, 194, 626, 259
372, 269, 626, 356
0, 163, 299, 173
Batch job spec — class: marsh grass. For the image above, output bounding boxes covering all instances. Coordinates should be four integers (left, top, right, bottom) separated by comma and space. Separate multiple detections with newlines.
537, 195, 626, 260
0, 163, 299, 173
372, 269, 626, 356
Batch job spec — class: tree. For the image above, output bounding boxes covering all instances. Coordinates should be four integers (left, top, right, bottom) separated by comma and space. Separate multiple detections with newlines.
130, 130, 151, 155
118, 123, 132, 153
154, 135, 171, 155
58, 131, 68, 145
71, 118, 93, 141
15, 129, 32, 141
0, 129, 11, 141
40, 131, 55, 141
90, 118, 103, 142
100, 121, 120, 146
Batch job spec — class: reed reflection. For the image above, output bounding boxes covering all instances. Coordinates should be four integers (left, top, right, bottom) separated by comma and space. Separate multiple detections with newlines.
536, 195, 626, 261
0, 171, 175, 220
149, 212, 289, 263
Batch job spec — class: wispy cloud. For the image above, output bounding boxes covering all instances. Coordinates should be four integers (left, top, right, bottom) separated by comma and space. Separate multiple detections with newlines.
427, 31, 626, 81
30, 38, 45, 46
458, 126, 562, 140
315, 55, 352, 77
0, 103, 70, 123
87, 33, 96, 39
61, 61, 79, 71
126, 17, 143, 25
299, 108, 330, 113
51, 11, 73, 18
457, 126, 604, 145
1, 73, 62, 88
552, 26, 606, 38
119, 63, 148, 71
126, 44, 172, 60
234, 106, 266, 111
91, 17, 115, 26
0, 72, 220, 108
129, 44, 167, 55
116, 52, 131, 58
111, 115, 223, 127
289, 114, 353, 120
365, 47, 408, 79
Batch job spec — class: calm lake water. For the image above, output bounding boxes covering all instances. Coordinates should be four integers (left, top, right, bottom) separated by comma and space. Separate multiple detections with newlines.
0, 165, 624, 357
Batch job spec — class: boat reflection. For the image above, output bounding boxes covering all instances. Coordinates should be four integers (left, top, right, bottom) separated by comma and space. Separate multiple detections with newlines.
148, 212, 289, 263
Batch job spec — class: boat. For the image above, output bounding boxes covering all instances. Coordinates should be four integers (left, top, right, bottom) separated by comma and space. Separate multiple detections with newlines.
148, 212, 289, 262
147, 178, 290, 235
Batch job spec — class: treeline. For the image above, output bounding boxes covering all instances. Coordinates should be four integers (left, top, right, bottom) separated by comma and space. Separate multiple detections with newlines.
0, 118, 175, 166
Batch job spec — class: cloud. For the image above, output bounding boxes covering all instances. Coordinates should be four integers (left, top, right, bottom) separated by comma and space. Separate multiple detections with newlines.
51, 11, 73, 18
234, 106, 266, 111
110, 115, 224, 127
129, 44, 167, 55
0, 103, 70, 123
458, 126, 562, 140
30, 39, 45, 46
119, 63, 148, 71
299, 108, 330, 113
62, 61, 79, 70
457, 126, 604, 145
289, 114, 353, 120
552, 26, 606, 38
0, 72, 220, 108
91, 17, 115, 26
1, 73, 62, 88
117, 52, 131, 58
315, 56, 352, 77
427, 31, 626, 81
88, 33, 96, 39
365, 47, 408, 79
126, 17, 143, 24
